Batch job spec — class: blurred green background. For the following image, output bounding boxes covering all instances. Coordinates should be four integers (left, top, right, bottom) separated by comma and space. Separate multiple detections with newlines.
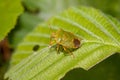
0, 0, 120, 80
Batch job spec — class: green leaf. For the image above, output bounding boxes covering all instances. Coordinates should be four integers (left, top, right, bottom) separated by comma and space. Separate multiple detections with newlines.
0, 0, 23, 41
5, 6, 120, 80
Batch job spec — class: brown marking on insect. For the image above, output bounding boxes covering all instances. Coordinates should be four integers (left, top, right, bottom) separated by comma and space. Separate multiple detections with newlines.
73, 38, 80, 48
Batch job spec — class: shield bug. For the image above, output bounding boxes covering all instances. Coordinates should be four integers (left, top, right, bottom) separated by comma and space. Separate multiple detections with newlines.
49, 28, 81, 56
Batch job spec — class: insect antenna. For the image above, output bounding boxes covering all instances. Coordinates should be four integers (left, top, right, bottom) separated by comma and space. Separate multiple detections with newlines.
48, 23, 55, 35
48, 23, 54, 47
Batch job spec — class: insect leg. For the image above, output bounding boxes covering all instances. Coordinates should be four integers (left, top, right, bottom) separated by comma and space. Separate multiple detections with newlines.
56, 44, 60, 54
63, 47, 75, 58
49, 33, 56, 46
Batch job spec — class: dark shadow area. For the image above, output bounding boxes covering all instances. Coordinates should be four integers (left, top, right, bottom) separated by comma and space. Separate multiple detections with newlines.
62, 53, 120, 80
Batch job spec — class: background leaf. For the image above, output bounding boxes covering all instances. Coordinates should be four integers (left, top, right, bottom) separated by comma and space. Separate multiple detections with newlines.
0, 0, 23, 41
22, 0, 79, 20
9, 12, 42, 48
0, 0, 23, 79
5, 6, 120, 80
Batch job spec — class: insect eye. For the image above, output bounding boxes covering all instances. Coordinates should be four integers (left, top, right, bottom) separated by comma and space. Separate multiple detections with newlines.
73, 39, 80, 48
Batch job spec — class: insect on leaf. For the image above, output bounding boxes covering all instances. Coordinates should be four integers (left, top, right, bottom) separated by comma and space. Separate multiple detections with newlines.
49, 28, 81, 55
5, 6, 120, 80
